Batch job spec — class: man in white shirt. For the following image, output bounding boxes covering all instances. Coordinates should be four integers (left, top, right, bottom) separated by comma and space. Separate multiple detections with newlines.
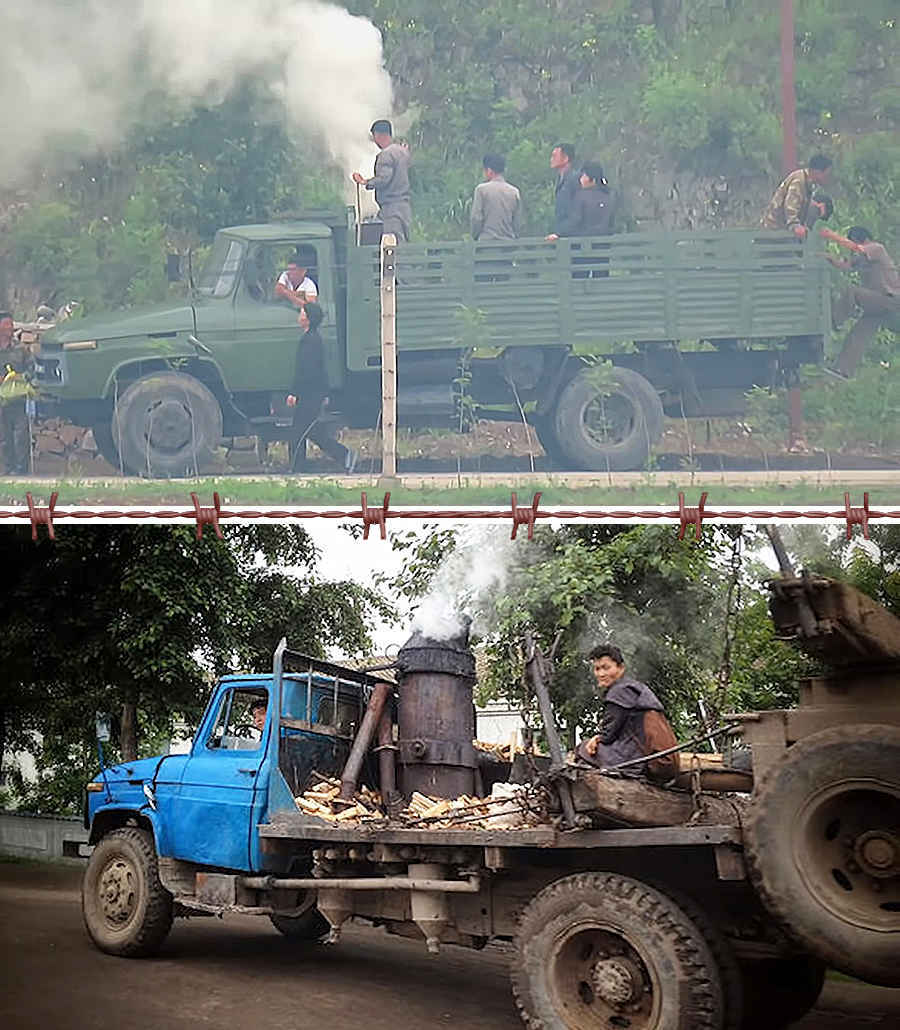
274, 250, 318, 309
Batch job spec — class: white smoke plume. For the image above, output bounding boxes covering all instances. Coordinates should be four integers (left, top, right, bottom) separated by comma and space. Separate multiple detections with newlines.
411, 527, 521, 643
0, 0, 392, 188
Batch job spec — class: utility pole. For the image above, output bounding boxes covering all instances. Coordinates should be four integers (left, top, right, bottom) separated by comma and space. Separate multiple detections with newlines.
378, 233, 400, 487
780, 0, 798, 174
781, 0, 806, 450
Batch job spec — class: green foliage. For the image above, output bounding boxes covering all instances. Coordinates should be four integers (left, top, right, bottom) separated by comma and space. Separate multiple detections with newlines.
641, 69, 778, 171
0, 526, 394, 814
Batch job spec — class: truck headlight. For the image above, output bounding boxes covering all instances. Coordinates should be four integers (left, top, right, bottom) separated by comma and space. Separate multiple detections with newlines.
62, 340, 97, 351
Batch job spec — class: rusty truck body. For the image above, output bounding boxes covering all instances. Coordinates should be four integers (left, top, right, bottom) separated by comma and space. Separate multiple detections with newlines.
81, 579, 900, 1030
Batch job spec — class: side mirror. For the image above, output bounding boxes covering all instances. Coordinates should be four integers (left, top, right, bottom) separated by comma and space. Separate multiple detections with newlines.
166, 253, 182, 283
95, 714, 111, 742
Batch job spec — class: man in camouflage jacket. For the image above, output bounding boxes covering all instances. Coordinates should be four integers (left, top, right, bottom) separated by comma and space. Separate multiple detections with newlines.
0, 311, 32, 474
760, 153, 833, 237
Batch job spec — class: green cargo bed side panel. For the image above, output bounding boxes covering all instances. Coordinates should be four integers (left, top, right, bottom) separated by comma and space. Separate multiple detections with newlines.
344, 230, 829, 372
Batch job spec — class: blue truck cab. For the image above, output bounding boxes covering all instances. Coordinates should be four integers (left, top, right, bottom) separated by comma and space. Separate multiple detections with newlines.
82, 643, 384, 955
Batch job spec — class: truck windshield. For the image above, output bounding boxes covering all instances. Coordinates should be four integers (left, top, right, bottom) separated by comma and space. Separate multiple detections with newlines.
197, 235, 245, 298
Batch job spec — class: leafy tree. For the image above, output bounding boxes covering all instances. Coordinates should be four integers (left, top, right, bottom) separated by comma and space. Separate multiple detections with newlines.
1, 525, 395, 813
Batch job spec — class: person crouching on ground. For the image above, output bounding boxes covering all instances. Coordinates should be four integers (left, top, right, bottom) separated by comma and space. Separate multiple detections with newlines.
576, 643, 678, 780
286, 303, 357, 474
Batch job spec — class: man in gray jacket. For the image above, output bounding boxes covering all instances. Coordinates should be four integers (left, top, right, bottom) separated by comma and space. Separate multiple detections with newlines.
470, 154, 522, 240
353, 120, 412, 242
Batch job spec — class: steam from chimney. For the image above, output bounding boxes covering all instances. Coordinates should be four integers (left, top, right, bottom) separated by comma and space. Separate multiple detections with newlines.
0, 0, 392, 188
411, 527, 519, 643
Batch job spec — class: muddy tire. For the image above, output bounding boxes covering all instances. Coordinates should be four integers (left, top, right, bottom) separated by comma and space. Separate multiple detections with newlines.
552, 365, 664, 471
112, 371, 223, 477
269, 905, 329, 941
744, 724, 900, 986
658, 886, 744, 1030
511, 872, 724, 1029
82, 827, 173, 957
738, 956, 825, 1030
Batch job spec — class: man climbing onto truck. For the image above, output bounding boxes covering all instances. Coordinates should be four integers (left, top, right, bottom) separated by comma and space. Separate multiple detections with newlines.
576, 642, 678, 780
825, 225, 900, 380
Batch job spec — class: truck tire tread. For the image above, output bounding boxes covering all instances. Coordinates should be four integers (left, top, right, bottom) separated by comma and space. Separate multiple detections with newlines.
82, 826, 173, 958
744, 723, 900, 987
511, 871, 724, 1030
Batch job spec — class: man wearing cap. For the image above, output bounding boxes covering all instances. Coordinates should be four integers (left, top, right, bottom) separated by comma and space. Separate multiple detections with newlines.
352, 120, 412, 242
826, 226, 900, 379
0, 311, 31, 474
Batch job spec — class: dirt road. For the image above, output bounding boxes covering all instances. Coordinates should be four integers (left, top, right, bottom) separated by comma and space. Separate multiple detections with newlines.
1, 860, 897, 1030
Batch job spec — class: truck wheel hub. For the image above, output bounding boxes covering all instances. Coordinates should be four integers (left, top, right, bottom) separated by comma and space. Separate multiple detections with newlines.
855, 830, 900, 878
592, 956, 644, 1007
146, 399, 192, 450
99, 859, 137, 923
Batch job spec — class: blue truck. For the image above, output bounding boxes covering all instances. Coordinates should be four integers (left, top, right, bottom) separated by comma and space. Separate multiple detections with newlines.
81, 616, 900, 1030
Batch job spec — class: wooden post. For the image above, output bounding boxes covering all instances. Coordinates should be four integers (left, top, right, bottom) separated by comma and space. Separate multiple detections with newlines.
780, 0, 797, 175
379, 233, 399, 484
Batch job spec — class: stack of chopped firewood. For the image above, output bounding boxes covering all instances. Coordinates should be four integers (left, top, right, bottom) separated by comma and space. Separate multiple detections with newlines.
473, 739, 526, 762
293, 773, 535, 830
294, 776, 385, 822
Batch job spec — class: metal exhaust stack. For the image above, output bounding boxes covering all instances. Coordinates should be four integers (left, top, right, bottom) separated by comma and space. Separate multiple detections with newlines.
395, 622, 477, 800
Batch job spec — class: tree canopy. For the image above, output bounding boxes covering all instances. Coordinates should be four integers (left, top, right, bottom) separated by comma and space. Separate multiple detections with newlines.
383, 523, 900, 744
0, 525, 393, 812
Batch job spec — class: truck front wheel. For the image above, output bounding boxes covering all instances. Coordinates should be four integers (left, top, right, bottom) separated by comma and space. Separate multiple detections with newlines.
512, 872, 724, 1029
82, 827, 173, 957
112, 371, 223, 477
550, 366, 664, 471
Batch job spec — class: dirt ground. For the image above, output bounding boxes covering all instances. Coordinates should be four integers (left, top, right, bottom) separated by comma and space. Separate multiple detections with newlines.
1, 860, 898, 1030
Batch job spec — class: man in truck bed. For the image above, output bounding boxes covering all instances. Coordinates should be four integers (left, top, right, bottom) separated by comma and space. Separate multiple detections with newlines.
353, 120, 412, 242
576, 642, 678, 780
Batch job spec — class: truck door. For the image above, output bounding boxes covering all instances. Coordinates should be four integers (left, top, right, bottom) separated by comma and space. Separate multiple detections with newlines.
227, 237, 339, 395
170, 685, 270, 871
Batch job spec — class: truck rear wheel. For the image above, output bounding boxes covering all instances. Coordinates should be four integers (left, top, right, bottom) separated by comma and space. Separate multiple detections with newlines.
551, 366, 664, 471
511, 872, 724, 1029
744, 724, 900, 987
112, 371, 223, 477
82, 827, 173, 957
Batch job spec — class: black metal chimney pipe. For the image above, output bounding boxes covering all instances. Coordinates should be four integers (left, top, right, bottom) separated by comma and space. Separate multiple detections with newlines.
395, 621, 477, 800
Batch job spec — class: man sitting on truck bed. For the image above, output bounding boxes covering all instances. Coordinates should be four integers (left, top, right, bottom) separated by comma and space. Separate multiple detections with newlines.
576, 643, 678, 781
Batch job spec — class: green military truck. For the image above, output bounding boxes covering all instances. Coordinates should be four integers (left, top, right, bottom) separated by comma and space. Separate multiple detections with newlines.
35, 209, 830, 476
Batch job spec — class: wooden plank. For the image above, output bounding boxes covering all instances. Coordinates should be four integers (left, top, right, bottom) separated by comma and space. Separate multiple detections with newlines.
551, 825, 743, 848
259, 816, 740, 850
259, 817, 557, 848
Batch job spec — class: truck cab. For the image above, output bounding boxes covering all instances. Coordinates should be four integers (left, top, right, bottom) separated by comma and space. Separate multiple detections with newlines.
35, 214, 352, 476
84, 649, 378, 875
